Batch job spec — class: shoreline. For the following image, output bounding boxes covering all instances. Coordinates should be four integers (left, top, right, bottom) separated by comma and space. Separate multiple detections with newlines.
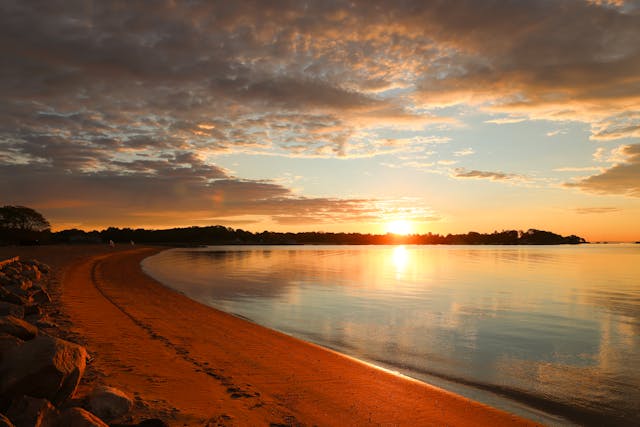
3, 245, 537, 426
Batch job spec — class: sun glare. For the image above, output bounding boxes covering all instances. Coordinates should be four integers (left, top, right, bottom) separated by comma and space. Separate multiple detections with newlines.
386, 220, 412, 235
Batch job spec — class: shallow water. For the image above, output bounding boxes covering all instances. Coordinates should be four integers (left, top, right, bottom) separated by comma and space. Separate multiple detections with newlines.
142, 244, 640, 425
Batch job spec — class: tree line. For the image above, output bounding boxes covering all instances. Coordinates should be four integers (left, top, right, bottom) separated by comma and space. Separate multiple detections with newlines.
1, 205, 586, 246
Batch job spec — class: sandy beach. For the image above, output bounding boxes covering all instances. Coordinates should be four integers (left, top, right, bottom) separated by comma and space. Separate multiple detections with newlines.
1, 245, 537, 426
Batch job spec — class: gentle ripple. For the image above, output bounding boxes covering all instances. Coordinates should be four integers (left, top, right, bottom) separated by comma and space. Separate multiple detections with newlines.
142, 244, 640, 426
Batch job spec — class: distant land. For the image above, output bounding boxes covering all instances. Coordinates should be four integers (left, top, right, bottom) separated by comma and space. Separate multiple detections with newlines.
46, 226, 586, 246
0, 207, 587, 246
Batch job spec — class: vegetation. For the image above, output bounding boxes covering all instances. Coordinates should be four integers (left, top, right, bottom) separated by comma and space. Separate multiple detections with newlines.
51, 225, 586, 246
0, 205, 51, 244
0, 205, 586, 246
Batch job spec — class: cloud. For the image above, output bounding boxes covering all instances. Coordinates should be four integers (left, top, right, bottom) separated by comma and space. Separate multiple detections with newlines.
453, 168, 522, 181
0, 162, 441, 229
484, 117, 527, 125
589, 112, 640, 140
2, 0, 637, 167
565, 144, 640, 196
454, 148, 474, 156
546, 129, 568, 137
1, 1, 638, 229
409, 1, 640, 139
553, 166, 603, 172
573, 207, 621, 214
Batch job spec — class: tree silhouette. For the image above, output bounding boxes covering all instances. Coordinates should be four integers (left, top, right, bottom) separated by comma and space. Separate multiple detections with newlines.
0, 205, 51, 244
0, 206, 50, 232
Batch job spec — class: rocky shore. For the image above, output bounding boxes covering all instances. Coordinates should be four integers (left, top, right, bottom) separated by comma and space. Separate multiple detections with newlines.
0, 256, 165, 427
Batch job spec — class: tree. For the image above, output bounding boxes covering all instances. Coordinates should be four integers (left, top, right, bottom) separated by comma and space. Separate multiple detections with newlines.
0, 206, 50, 232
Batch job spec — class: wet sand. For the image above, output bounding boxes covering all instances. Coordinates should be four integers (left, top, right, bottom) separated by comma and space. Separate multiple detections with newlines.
3, 246, 538, 426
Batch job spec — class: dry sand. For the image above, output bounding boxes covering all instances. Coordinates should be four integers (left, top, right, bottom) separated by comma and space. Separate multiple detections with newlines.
1, 246, 538, 426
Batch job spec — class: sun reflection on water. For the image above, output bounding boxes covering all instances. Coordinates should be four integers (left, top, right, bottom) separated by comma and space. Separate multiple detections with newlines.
392, 245, 409, 276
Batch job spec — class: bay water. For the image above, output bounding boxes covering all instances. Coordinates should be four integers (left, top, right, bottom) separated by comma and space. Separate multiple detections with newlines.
142, 244, 640, 425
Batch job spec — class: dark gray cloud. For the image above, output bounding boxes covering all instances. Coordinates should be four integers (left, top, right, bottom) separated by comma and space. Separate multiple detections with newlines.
0, 162, 379, 228
565, 144, 640, 196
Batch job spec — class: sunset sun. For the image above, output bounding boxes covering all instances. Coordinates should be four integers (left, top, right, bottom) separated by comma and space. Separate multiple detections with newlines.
386, 220, 412, 235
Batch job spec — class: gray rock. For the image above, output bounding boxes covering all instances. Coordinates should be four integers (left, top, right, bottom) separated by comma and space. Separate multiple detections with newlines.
0, 335, 87, 406
6, 395, 59, 427
0, 413, 14, 427
0, 316, 38, 340
57, 408, 108, 427
87, 385, 133, 421
0, 302, 24, 319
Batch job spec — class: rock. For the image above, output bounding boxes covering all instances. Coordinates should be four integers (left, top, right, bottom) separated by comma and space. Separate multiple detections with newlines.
4, 286, 30, 299
24, 304, 41, 316
110, 420, 169, 427
0, 288, 27, 306
0, 316, 38, 340
22, 265, 42, 283
31, 289, 51, 305
0, 302, 24, 319
87, 385, 133, 421
0, 413, 14, 427
137, 420, 169, 427
6, 395, 58, 427
0, 266, 20, 280
35, 319, 56, 330
25, 260, 50, 275
57, 408, 108, 427
0, 334, 22, 362
0, 335, 87, 406
16, 279, 32, 291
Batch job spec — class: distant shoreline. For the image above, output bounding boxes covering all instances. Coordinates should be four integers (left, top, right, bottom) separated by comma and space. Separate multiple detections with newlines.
34, 226, 589, 246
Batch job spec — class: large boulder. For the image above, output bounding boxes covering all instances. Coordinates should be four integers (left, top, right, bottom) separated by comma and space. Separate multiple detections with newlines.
57, 408, 108, 427
87, 386, 133, 422
0, 316, 37, 340
5, 395, 59, 427
0, 335, 87, 406
0, 302, 24, 319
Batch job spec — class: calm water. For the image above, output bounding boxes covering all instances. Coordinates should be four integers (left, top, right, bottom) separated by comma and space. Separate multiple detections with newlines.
142, 244, 640, 425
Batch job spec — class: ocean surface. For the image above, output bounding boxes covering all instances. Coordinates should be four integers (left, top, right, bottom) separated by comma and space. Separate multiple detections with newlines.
142, 244, 640, 425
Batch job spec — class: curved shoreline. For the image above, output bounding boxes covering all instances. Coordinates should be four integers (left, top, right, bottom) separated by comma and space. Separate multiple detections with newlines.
58, 247, 536, 426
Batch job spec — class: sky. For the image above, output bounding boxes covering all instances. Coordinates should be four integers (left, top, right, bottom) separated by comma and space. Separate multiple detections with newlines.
1, 0, 639, 241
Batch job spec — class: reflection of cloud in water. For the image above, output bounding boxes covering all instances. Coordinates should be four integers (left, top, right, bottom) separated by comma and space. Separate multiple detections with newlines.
142, 244, 640, 425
